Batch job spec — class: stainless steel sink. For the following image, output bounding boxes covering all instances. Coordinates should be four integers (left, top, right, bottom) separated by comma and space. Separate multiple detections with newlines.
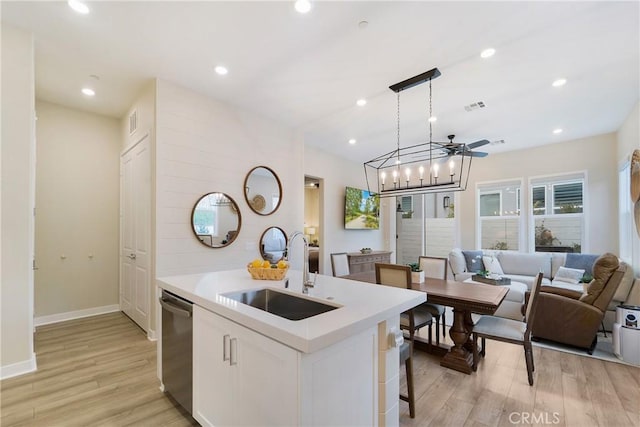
222, 288, 339, 321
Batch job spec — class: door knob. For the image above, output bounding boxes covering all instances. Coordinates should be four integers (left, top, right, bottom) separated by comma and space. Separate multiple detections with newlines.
127, 253, 137, 260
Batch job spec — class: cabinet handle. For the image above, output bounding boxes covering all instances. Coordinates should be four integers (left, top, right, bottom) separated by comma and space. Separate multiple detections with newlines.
223, 334, 230, 362
230, 338, 238, 366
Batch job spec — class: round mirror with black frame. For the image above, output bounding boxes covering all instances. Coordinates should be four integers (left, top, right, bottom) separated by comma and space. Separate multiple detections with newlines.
244, 166, 282, 216
191, 192, 241, 248
259, 226, 288, 264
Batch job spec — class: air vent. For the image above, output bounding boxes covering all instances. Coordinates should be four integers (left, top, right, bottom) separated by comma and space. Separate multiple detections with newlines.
464, 101, 486, 112
128, 110, 138, 135
490, 139, 505, 146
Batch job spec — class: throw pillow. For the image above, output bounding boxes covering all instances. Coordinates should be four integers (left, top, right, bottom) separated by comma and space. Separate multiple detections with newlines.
579, 253, 619, 305
553, 266, 585, 285
565, 253, 599, 275
482, 256, 504, 275
462, 250, 484, 273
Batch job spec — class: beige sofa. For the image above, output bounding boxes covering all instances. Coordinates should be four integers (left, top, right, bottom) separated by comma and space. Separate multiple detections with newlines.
448, 248, 637, 329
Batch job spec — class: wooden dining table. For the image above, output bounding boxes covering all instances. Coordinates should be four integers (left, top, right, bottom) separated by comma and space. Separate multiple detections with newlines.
343, 271, 508, 374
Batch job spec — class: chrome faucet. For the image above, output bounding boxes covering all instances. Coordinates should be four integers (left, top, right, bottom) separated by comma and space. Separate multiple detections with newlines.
286, 231, 316, 293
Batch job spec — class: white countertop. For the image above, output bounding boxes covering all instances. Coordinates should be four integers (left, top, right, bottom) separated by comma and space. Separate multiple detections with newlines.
157, 269, 425, 353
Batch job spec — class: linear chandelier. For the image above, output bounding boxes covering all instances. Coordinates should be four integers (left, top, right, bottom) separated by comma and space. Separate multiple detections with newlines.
364, 68, 484, 198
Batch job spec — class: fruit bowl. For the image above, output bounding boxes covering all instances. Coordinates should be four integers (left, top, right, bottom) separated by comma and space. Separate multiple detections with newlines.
247, 265, 289, 280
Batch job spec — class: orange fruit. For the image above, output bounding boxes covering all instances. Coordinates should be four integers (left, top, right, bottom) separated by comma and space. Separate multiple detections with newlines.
262, 260, 271, 268
251, 259, 263, 268
277, 260, 288, 269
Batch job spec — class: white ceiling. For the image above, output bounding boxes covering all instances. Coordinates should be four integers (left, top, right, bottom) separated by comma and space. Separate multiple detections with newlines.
2, 1, 638, 164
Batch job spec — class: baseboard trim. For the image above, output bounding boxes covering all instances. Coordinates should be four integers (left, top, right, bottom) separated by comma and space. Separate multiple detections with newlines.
1, 353, 37, 380
34, 304, 120, 327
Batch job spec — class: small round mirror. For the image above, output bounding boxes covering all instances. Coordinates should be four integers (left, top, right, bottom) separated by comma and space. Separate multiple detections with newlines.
260, 227, 288, 263
244, 166, 282, 216
191, 192, 241, 248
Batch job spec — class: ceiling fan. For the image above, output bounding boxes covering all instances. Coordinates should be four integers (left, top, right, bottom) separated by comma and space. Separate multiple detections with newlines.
436, 134, 490, 158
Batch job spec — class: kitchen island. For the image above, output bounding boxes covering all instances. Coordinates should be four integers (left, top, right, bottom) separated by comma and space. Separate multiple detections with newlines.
157, 269, 425, 427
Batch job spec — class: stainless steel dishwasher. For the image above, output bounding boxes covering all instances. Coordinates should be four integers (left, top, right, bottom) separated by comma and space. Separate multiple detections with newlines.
160, 289, 193, 414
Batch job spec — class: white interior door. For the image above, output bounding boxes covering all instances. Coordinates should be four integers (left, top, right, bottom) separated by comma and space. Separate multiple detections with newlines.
120, 134, 150, 331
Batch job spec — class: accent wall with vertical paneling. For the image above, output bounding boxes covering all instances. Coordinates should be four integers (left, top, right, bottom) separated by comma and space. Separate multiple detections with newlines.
155, 80, 303, 277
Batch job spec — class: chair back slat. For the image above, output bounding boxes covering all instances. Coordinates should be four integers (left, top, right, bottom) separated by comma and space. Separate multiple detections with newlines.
525, 272, 544, 334
330, 252, 350, 277
418, 256, 448, 280
375, 263, 416, 338
375, 263, 411, 289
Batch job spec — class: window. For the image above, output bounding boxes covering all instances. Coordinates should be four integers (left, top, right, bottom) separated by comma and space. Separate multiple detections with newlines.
553, 182, 583, 214
395, 192, 457, 263
477, 180, 522, 251
479, 193, 501, 216
530, 173, 585, 253
400, 195, 413, 213
532, 186, 545, 215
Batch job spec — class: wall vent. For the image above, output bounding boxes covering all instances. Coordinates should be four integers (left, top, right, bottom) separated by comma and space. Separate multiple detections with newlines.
128, 110, 138, 135
464, 101, 486, 112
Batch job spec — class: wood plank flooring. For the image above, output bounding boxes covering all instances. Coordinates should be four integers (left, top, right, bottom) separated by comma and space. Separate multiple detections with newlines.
1, 313, 197, 427
1, 312, 638, 426
400, 329, 640, 427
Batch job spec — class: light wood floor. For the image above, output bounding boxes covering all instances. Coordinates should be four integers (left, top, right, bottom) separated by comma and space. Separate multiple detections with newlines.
1, 313, 638, 427
1, 312, 197, 427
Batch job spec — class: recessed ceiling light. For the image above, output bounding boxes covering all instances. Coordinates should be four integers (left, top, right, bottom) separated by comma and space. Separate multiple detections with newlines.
214, 66, 228, 76
480, 48, 496, 59
348, 139, 357, 145
553, 128, 563, 134
294, 0, 312, 14
81, 88, 95, 96
552, 78, 567, 87
356, 99, 367, 107
68, 0, 89, 14
428, 116, 437, 122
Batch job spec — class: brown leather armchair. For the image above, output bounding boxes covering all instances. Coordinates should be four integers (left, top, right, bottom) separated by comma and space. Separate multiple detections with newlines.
527, 253, 625, 354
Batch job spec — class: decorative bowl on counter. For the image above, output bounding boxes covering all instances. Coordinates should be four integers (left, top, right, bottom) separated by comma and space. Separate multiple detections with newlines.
247, 265, 289, 280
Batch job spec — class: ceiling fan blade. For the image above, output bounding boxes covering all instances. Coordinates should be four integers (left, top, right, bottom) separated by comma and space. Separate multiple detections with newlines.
466, 139, 490, 150
467, 151, 489, 158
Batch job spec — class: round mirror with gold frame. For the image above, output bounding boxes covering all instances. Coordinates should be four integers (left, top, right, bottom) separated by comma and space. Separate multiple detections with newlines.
259, 227, 288, 263
191, 192, 241, 248
244, 166, 282, 216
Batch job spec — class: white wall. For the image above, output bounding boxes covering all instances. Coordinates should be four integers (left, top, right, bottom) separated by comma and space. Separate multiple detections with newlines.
122, 80, 156, 150
617, 102, 639, 164
458, 133, 619, 254
34, 101, 120, 318
304, 187, 319, 229
304, 145, 387, 275
1, 25, 36, 378
155, 80, 303, 276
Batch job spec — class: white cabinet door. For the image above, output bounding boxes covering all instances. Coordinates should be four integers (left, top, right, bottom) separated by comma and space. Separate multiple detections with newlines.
193, 305, 234, 427
193, 306, 299, 426
233, 322, 299, 426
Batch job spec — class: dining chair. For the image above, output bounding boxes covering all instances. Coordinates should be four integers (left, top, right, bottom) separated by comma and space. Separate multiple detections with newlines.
375, 263, 433, 418
418, 256, 448, 345
330, 252, 350, 277
472, 272, 543, 385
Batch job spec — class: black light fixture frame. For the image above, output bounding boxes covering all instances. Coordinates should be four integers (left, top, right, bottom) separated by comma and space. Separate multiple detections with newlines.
364, 67, 474, 198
